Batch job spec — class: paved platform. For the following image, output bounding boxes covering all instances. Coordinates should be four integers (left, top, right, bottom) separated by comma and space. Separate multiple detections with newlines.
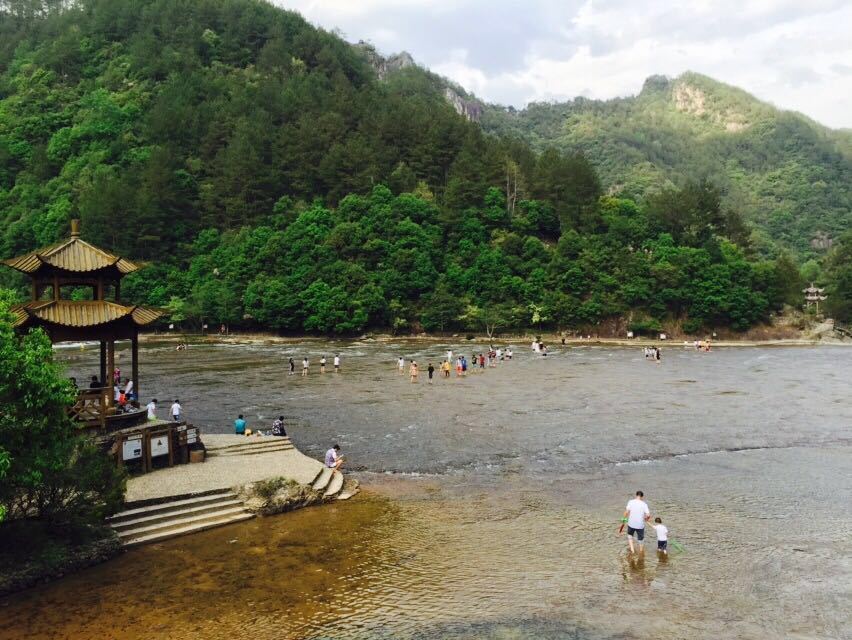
125, 435, 325, 503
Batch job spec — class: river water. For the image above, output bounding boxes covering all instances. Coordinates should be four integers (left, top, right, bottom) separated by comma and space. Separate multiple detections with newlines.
1, 340, 850, 639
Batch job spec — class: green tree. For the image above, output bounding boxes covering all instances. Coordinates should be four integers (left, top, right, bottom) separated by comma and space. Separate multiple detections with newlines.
462, 303, 516, 341
420, 285, 463, 333
0, 293, 126, 528
824, 232, 852, 322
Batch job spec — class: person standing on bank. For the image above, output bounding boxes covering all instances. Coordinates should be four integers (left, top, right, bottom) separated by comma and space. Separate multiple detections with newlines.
621, 490, 651, 554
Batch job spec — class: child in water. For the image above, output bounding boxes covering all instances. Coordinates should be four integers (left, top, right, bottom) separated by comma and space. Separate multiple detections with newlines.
652, 517, 668, 554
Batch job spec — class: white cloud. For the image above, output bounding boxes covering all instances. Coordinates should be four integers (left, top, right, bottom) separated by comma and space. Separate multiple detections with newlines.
274, 0, 852, 128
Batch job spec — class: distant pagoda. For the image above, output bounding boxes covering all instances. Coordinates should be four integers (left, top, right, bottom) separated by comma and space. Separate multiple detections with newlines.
2, 219, 164, 428
802, 282, 827, 315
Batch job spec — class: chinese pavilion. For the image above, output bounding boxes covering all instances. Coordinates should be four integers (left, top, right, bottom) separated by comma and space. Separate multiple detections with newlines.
2, 219, 164, 430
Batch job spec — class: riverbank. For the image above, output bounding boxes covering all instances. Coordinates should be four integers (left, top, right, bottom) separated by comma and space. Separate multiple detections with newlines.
0, 523, 121, 597
140, 330, 849, 348
0, 435, 355, 596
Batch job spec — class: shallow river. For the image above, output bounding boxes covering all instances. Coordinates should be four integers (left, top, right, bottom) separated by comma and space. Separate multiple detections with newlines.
1, 340, 850, 639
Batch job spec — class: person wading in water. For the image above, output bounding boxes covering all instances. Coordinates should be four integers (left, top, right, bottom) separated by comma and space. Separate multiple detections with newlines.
621, 490, 651, 554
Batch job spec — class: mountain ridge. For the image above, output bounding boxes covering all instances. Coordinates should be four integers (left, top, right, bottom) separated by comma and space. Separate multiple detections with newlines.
357, 45, 850, 256
475, 69, 851, 256
1, 0, 849, 331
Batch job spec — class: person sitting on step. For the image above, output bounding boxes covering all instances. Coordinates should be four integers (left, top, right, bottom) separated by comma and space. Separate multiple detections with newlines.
324, 444, 344, 470
272, 416, 287, 437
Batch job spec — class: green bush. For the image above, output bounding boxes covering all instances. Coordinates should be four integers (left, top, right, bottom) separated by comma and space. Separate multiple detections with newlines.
682, 317, 704, 334
628, 319, 662, 335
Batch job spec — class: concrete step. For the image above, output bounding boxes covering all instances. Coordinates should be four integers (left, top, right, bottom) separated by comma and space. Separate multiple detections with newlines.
208, 443, 294, 457
108, 490, 234, 524
323, 470, 344, 498
337, 478, 360, 501
122, 512, 255, 548
205, 437, 292, 452
116, 505, 251, 541
311, 466, 333, 493
110, 498, 246, 533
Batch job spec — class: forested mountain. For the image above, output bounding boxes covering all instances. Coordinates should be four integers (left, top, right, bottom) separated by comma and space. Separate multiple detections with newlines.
480, 72, 852, 258
0, 0, 848, 332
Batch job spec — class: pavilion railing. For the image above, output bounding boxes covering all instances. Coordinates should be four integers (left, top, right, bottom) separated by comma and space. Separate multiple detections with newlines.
68, 387, 111, 430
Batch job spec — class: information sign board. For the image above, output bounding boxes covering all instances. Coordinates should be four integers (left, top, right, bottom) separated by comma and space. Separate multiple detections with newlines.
150, 435, 170, 457
122, 437, 143, 461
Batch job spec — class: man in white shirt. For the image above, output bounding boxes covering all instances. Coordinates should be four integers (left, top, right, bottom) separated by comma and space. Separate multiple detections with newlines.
333, 354, 340, 372
170, 399, 182, 422
146, 398, 157, 421
622, 490, 651, 553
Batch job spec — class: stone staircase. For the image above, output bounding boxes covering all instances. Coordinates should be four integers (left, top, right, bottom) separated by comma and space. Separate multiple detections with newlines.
311, 464, 346, 498
110, 436, 360, 547
205, 436, 295, 457
108, 489, 255, 547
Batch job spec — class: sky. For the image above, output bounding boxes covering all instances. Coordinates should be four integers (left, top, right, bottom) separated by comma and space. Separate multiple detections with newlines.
273, 0, 852, 129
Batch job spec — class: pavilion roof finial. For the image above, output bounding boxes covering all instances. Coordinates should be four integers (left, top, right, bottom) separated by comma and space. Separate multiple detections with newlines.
70, 218, 81, 238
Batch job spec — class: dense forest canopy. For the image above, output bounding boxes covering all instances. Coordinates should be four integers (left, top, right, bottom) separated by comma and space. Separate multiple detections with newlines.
481, 72, 852, 259
0, 0, 849, 331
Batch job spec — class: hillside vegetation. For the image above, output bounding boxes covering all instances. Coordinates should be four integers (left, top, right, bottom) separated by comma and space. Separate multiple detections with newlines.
0, 0, 848, 331
481, 72, 851, 258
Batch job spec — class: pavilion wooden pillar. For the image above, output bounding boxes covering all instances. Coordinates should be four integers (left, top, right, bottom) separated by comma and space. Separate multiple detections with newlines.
131, 331, 139, 399
107, 339, 115, 404
99, 341, 107, 385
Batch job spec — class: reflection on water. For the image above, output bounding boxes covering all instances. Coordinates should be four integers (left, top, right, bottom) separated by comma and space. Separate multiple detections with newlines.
1, 343, 850, 639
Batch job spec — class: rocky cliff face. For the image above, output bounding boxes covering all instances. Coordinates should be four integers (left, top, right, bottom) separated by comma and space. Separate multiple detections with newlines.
443, 86, 483, 122
355, 42, 482, 121
354, 41, 415, 80
671, 80, 749, 132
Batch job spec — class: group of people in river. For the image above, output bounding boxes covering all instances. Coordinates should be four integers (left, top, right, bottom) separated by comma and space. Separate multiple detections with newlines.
531, 339, 549, 355
287, 354, 342, 376
643, 346, 662, 363
397, 347, 516, 383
